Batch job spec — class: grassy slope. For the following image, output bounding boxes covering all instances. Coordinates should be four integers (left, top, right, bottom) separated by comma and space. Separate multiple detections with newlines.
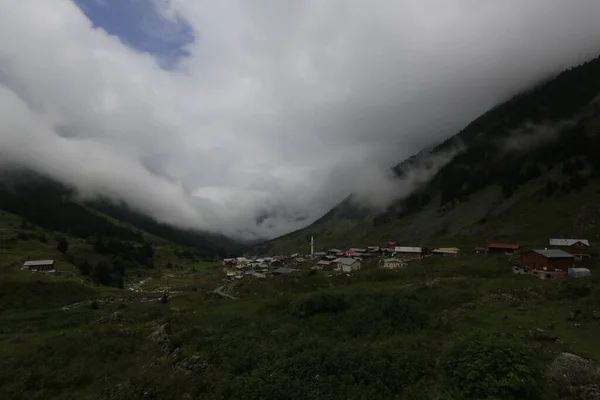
257, 171, 600, 255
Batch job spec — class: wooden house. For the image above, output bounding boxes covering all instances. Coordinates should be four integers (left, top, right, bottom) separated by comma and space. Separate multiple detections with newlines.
520, 249, 574, 279
22, 260, 55, 271
487, 243, 520, 254
549, 239, 590, 258
393, 247, 423, 261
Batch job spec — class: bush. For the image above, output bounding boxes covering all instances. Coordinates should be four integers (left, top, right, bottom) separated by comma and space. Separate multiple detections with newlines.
441, 334, 546, 399
76, 259, 92, 276
15, 231, 29, 241
292, 292, 349, 317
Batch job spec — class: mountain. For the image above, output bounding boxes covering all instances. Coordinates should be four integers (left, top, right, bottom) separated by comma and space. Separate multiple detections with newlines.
0, 168, 243, 258
256, 54, 600, 255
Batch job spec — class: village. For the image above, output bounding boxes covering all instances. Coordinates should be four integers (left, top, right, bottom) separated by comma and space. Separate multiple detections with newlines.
221, 238, 593, 281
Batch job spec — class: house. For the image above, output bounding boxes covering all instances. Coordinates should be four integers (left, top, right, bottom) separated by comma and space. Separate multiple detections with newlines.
324, 255, 337, 261
252, 272, 267, 279
344, 250, 356, 256
335, 258, 361, 273
568, 268, 591, 278
313, 251, 327, 258
349, 248, 366, 253
313, 260, 333, 270
22, 260, 55, 271
236, 257, 250, 264
474, 247, 488, 254
386, 242, 397, 247
520, 249, 575, 279
394, 247, 423, 261
273, 267, 298, 275
432, 249, 459, 257
549, 238, 590, 258
222, 258, 237, 266
382, 258, 406, 269
290, 253, 300, 258
487, 243, 520, 254
367, 246, 380, 253
328, 248, 342, 254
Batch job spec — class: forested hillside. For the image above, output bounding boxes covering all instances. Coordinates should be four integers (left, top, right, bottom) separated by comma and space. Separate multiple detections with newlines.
257, 54, 600, 254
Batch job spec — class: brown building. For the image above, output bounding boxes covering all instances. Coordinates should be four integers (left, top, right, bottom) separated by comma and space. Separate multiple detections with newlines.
488, 243, 520, 254
549, 239, 590, 258
520, 249, 575, 279
394, 247, 423, 261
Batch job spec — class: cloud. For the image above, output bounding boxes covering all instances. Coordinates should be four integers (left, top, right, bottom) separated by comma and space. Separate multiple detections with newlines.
1, 0, 600, 240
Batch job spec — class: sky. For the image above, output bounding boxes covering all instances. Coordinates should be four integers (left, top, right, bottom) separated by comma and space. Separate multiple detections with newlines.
1, 1, 600, 241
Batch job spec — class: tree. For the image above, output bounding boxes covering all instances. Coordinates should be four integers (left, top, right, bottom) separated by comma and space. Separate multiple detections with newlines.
56, 237, 69, 254
91, 261, 112, 286
94, 235, 106, 254
161, 292, 169, 304
76, 259, 92, 276
116, 276, 124, 289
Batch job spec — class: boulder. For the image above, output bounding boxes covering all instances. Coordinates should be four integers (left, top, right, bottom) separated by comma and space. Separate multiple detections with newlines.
581, 384, 600, 400
548, 353, 600, 386
148, 322, 172, 350
174, 356, 208, 375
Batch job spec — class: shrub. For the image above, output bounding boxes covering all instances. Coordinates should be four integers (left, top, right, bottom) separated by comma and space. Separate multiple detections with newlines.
292, 292, 349, 317
441, 334, 545, 399
15, 231, 29, 240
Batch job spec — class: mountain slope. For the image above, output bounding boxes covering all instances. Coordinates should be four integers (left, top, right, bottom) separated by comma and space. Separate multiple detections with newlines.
256, 54, 600, 254
0, 168, 243, 258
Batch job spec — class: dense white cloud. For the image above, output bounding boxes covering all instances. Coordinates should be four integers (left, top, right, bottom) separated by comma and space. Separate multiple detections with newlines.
1, 0, 600, 240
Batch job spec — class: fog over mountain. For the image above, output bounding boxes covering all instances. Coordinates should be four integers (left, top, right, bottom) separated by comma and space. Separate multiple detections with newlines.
1, 0, 600, 240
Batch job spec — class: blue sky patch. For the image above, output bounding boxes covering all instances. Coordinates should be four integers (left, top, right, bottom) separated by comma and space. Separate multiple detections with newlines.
74, 0, 194, 69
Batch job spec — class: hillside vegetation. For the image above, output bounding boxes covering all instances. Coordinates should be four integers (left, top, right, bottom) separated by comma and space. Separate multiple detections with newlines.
257, 54, 600, 255
2, 253, 600, 399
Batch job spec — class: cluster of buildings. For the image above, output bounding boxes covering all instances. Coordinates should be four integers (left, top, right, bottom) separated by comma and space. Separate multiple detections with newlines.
223, 237, 593, 282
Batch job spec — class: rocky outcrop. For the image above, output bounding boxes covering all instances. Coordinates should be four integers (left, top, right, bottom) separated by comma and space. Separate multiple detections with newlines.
174, 356, 208, 375
548, 353, 600, 386
148, 322, 173, 353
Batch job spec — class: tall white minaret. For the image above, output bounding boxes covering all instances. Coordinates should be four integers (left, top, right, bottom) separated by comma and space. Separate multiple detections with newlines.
310, 236, 314, 258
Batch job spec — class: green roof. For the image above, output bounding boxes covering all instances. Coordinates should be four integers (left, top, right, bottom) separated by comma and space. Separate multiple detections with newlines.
384, 258, 403, 263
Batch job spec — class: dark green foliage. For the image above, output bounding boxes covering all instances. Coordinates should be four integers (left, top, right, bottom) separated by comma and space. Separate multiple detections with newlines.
15, 231, 29, 240
441, 334, 546, 399
90, 300, 99, 309
76, 259, 92, 276
37, 234, 47, 243
56, 237, 69, 254
292, 292, 349, 317
91, 261, 112, 286
161, 292, 168, 304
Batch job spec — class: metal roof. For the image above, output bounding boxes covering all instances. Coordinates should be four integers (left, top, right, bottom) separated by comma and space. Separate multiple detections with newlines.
549, 239, 590, 247
336, 257, 358, 265
383, 258, 404, 263
349, 248, 366, 252
395, 246, 422, 253
531, 249, 574, 258
433, 249, 459, 254
317, 260, 332, 265
23, 260, 54, 266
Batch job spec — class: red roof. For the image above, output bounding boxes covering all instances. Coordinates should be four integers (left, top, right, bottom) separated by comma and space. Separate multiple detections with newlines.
344, 250, 355, 255
487, 243, 519, 250
387, 242, 396, 246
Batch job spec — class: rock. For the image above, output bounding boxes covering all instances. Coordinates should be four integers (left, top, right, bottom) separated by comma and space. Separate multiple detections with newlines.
569, 310, 582, 321
593, 311, 600, 320
149, 322, 172, 351
526, 328, 557, 341
97, 311, 125, 324
548, 353, 600, 386
461, 302, 475, 310
170, 307, 180, 312
575, 323, 584, 328
174, 356, 207, 375
581, 384, 600, 400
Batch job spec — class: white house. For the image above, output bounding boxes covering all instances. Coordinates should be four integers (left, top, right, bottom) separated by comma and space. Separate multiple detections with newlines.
335, 257, 361, 272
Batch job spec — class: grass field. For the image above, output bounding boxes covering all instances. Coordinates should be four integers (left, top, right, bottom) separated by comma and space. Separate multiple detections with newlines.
2, 247, 600, 399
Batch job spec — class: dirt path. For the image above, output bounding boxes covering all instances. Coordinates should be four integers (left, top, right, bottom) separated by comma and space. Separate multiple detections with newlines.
213, 284, 238, 300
